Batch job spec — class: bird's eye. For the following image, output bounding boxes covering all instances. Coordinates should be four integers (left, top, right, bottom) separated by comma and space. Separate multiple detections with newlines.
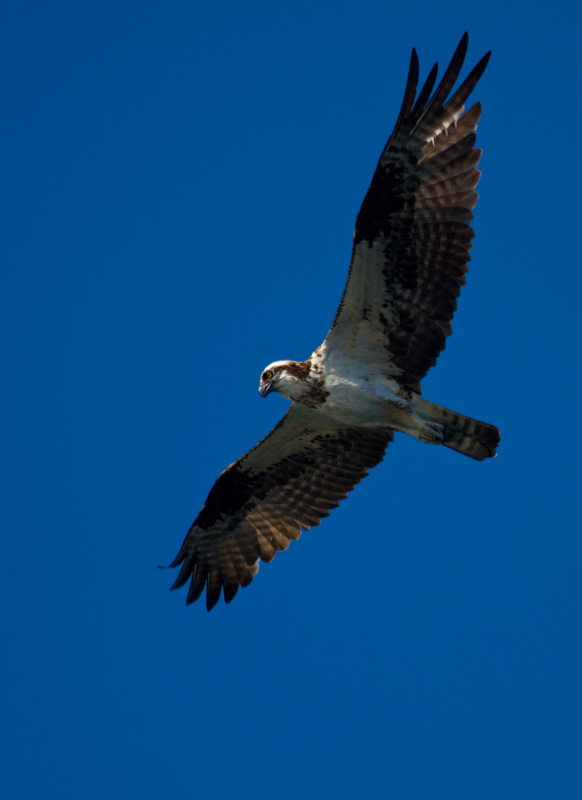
264, 370, 274, 380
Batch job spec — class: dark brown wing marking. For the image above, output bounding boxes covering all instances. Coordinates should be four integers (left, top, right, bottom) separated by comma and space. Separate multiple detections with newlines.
325, 34, 490, 393
169, 406, 392, 610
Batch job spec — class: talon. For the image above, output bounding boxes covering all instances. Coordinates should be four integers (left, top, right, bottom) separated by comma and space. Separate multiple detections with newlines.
419, 421, 445, 444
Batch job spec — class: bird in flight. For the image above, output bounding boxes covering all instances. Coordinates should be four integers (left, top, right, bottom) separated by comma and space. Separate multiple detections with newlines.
168, 33, 500, 610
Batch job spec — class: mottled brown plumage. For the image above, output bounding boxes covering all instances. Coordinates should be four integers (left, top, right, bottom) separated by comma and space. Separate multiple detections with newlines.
328, 34, 490, 394
170, 408, 391, 609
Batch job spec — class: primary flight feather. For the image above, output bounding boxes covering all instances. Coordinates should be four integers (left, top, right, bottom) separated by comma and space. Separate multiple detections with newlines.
168, 33, 500, 610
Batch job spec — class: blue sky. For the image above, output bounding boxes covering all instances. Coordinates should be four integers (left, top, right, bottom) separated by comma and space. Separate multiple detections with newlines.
2, 1, 581, 798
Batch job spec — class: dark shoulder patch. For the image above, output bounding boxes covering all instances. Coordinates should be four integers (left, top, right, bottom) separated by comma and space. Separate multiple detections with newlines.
195, 464, 256, 529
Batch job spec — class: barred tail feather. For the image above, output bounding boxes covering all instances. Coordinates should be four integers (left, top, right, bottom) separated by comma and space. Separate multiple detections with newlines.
426, 401, 500, 460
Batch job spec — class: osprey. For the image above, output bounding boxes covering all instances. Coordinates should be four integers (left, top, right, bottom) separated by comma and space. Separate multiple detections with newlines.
169, 34, 500, 610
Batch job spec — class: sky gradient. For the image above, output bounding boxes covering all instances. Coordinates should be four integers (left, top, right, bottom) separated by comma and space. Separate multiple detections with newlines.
3, 2, 582, 798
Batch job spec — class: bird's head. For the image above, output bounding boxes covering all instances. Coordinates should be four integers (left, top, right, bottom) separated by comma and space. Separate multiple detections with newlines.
258, 360, 312, 401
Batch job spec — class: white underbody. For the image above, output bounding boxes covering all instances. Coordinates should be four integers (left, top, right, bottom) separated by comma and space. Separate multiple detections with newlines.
318, 364, 442, 443
269, 347, 445, 445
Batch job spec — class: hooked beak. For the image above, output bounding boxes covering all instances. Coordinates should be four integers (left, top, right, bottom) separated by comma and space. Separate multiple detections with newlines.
258, 381, 273, 398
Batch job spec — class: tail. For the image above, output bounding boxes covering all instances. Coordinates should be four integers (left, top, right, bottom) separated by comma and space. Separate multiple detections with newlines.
424, 401, 500, 461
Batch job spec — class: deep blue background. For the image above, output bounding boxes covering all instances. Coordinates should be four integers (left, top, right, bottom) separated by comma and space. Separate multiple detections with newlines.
3, 2, 581, 798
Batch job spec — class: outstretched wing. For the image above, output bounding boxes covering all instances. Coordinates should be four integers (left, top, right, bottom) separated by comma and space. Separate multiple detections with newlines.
169, 406, 392, 610
322, 34, 490, 393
